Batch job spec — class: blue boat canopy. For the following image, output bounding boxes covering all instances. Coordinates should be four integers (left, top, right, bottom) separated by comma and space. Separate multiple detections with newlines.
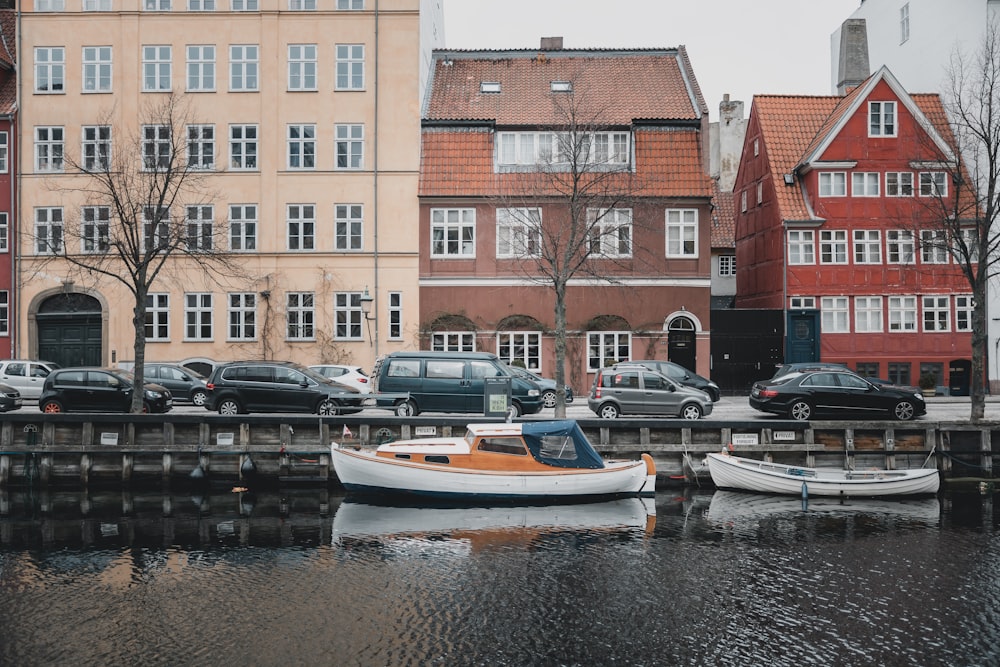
520, 420, 605, 469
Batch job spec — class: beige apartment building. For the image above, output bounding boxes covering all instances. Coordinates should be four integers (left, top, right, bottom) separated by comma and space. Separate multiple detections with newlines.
17, 0, 440, 371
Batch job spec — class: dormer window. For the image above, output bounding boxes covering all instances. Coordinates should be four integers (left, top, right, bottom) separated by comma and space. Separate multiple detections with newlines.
550, 81, 572, 92
480, 81, 501, 94
869, 101, 897, 137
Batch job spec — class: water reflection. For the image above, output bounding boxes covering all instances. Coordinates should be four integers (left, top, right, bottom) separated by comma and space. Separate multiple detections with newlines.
1, 488, 1000, 666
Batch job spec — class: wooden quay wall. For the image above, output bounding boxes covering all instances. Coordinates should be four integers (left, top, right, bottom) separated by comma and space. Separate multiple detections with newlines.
0, 413, 996, 489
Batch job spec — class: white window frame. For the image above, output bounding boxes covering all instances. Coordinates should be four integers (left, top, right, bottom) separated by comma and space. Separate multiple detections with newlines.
145, 293, 170, 341
34, 47, 65, 93
35, 207, 63, 254
665, 209, 697, 257
0, 132, 8, 172
35, 126, 64, 172
229, 204, 257, 251
335, 44, 365, 91
229, 124, 258, 170
853, 229, 881, 264
818, 172, 846, 197
718, 255, 735, 277
142, 45, 172, 92
888, 295, 917, 332
36, 0, 67, 9
851, 172, 880, 197
0, 212, 7, 252
142, 124, 171, 171
82, 46, 112, 93
740, 190, 747, 213
819, 230, 848, 264
82, 125, 111, 172
231, 0, 257, 9
922, 295, 950, 332
496, 130, 630, 168
388, 292, 402, 340
143, 0, 171, 9
229, 44, 259, 91
184, 293, 214, 341
886, 172, 913, 196
334, 204, 363, 251
789, 296, 816, 309
0, 291, 7, 336
787, 229, 815, 265
187, 124, 214, 170
143, 206, 170, 253
288, 44, 317, 91
186, 205, 214, 252
432, 332, 475, 352
337, 0, 363, 7
287, 124, 316, 170
886, 230, 914, 264
186, 45, 215, 91
289, 0, 316, 8
900, 3, 910, 43
286, 204, 315, 251
496, 207, 541, 258
188, 0, 216, 9
919, 172, 947, 197
955, 295, 973, 332
227, 292, 257, 341
587, 331, 631, 372
821, 296, 850, 333
854, 296, 883, 333
956, 228, 980, 263
334, 292, 362, 340
335, 123, 364, 170
287, 292, 315, 340
869, 101, 897, 137
588, 208, 632, 257
496, 331, 541, 371
431, 208, 475, 257
81, 205, 110, 254
920, 230, 949, 264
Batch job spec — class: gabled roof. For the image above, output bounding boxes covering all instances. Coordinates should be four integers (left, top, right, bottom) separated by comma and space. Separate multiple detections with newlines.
749, 67, 957, 222
423, 47, 706, 126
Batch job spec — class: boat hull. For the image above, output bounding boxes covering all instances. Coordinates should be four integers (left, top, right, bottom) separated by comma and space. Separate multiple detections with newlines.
705, 452, 939, 497
330, 446, 656, 500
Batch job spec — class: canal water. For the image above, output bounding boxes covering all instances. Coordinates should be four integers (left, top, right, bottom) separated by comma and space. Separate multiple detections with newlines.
0, 487, 997, 667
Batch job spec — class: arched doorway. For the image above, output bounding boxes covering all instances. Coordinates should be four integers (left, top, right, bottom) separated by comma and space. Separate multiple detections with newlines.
36, 292, 103, 367
667, 315, 697, 372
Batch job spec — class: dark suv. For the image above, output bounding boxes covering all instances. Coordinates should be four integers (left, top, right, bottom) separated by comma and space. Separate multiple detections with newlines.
206, 361, 368, 415
39, 368, 173, 413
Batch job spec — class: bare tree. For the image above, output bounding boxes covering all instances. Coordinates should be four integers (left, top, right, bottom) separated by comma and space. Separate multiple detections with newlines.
39, 94, 253, 412
492, 84, 652, 417
911, 21, 1000, 421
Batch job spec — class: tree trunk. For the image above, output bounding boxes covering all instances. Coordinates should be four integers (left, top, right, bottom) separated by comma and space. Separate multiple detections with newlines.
553, 280, 568, 419
130, 288, 147, 414
971, 281, 987, 422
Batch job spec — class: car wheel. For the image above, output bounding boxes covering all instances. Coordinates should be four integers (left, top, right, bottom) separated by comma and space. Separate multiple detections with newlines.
598, 403, 620, 419
789, 400, 812, 421
395, 399, 418, 417
41, 400, 63, 414
893, 400, 917, 421
317, 399, 340, 416
506, 402, 522, 419
218, 399, 241, 415
541, 389, 557, 409
681, 403, 703, 420
191, 390, 208, 407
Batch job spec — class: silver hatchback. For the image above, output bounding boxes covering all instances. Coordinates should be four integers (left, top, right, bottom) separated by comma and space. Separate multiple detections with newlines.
588, 366, 713, 419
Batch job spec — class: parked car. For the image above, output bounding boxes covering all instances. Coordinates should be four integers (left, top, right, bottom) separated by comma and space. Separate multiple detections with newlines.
309, 364, 371, 394
178, 357, 222, 379
0, 359, 61, 399
507, 365, 574, 408
749, 369, 926, 421
0, 382, 22, 411
768, 362, 910, 389
588, 366, 713, 419
143, 363, 210, 406
612, 360, 721, 401
372, 351, 543, 417
205, 361, 367, 415
39, 368, 173, 413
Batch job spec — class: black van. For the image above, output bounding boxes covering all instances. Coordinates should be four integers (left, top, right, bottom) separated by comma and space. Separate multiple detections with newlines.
372, 351, 544, 417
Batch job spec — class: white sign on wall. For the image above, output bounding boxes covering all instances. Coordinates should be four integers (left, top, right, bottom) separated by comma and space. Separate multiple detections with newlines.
100, 432, 119, 446
732, 434, 759, 446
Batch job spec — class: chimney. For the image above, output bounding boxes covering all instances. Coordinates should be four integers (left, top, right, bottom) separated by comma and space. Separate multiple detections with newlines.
540, 37, 563, 50
836, 19, 870, 95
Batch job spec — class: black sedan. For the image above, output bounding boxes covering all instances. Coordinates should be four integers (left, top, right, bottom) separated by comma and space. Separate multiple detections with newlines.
749, 369, 926, 421
0, 382, 22, 412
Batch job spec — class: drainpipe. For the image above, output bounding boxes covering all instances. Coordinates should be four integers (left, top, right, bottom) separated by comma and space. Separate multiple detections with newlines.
372, 0, 380, 356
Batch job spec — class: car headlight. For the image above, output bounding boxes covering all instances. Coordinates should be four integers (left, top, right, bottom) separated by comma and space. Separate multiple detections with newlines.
0, 391, 8, 398
913, 392, 924, 401
528, 389, 540, 396
145, 389, 163, 399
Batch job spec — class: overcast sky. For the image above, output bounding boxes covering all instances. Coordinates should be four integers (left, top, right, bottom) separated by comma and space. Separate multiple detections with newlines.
442, 0, 863, 119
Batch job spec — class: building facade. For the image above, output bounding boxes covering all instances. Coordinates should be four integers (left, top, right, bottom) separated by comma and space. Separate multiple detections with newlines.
419, 45, 715, 393
734, 67, 972, 389
16, 0, 441, 370
0, 10, 13, 359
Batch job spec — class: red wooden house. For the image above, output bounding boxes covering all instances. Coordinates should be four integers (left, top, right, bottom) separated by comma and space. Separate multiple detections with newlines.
419, 44, 714, 392
734, 66, 971, 389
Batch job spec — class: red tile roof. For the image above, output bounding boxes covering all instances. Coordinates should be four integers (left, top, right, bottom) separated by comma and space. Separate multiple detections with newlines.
0, 10, 13, 71
711, 181, 735, 249
424, 48, 705, 125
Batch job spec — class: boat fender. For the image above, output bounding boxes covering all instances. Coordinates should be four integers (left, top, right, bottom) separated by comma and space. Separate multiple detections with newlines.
642, 453, 656, 477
